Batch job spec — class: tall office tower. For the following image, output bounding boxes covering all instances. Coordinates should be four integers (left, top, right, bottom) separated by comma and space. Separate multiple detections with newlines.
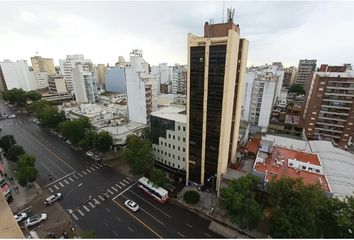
59, 55, 92, 92
294, 59, 317, 90
172, 64, 186, 94
96, 64, 106, 85
283, 66, 297, 88
30, 56, 56, 75
186, 12, 249, 190
72, 64, 97, 103
0, 60, 36, 91
303, 64, 354, 148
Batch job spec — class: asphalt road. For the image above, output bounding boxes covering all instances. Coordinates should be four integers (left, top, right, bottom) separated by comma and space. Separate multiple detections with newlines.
0, 99, 222, 238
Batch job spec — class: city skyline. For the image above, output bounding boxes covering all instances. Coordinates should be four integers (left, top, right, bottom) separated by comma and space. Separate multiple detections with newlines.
0, 1, 353, 67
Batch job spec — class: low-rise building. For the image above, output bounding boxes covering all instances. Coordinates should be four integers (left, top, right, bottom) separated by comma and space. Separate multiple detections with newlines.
48, 75, 68, 94
151, 106, 186, 179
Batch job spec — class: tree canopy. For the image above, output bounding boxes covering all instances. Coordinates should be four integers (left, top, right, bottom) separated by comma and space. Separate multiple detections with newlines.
3, 88, 27, 106
93, 131, 113, 152
25, 90, 42, 101
36, 105, 65, 128
16, 154, 37, 187
59, 117, 91, 144
123, 135, 152, 176
289, 84, 305, 95
150, 168, 166, 187
6, 144, 25, 162
0, 135, 16, 153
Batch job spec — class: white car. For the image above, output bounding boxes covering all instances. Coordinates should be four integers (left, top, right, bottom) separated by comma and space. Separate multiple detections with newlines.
8, 114, 16, 119
14, 212, 27, 223
86, 151, 94, 156
44, 193, 62, 205
25, 213, 47, 227
125, 199, 139, 212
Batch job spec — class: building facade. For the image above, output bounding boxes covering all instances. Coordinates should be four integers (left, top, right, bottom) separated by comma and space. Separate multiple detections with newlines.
303, 64, 354, 147
283, 66, 297, 88
186, 17, 248, 191
30, 56, 56, 75
294, 59, 317, 90
48, 75, 67, 94
172, 64, 186, 94
0, 60, 36, 91
33, 72, 49, 89
72, 65, 97, 103
151, 106, 187, 178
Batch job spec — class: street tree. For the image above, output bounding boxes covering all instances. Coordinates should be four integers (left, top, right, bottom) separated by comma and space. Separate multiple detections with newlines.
0, 135, 16, 153
289, 84, 305, 95
17, 154, 36, 168
79, 130, 97, 150
141, 127, 151, 141
16, 154, 37, 186
25, 90, 42, 101
37, 105, 65, 128
26, 100, 50, 114
123, 135, 153, 176
59, 117, 91, 144
219, 175, 262, 229
268, 177, 329, 238
3, 88, 27, 106
93, 131, 113, 153
6, 144, 25, 162
150, 168, 166, 187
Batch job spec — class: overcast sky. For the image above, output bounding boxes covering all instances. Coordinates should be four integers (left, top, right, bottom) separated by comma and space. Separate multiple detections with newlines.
0, 1, 353, 67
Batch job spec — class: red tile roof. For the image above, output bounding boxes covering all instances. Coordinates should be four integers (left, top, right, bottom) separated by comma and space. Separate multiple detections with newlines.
245, 137, 261, 154
255, 146, 330, 192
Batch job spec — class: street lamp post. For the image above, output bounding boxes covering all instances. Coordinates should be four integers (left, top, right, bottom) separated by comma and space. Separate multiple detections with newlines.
207, 174, 216, 213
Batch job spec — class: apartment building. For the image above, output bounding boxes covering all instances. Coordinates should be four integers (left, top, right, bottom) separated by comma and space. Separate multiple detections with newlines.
33, 72, 49, 89
303, 64, 354, 147
30, 55, 56, 75
283, 66, 297, 88
48, 75, 67, 94
294, 59, 317, 90
186, 13, 248, 190
72, 64, 97, 103
0, 60, 36, 91
171, 64, 187, 95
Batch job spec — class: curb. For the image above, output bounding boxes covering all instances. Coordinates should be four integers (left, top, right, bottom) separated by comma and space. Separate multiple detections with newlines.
171, 198, 257, 238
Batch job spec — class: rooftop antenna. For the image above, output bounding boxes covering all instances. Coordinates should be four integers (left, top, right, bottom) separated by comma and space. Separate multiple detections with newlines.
227, 8, 235, 23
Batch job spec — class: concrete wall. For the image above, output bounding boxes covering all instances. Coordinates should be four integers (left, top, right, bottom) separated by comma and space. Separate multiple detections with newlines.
258, 80, 276, 128
105, 67, 127, 93
72, 65, 88, 103
242, 71, 255, 121
0, 60, 35, 91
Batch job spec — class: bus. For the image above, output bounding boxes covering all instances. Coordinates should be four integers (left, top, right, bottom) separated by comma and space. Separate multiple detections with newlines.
137, 177, 169, 204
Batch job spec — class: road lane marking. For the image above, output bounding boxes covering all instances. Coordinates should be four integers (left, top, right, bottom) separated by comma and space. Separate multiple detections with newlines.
204, 233, 211, 237
119, 182, 126, 187
48, 187, 53, 193
98, 195, 105, 201
69, 177, 74, 182
185, 223, 193, 228
73, 175, 79, 180
83, 205, 90, 212
105, 207, 111, 213
97, 163, 103, 167
112, 231, 119, 237
82, 170, 87, 175
113, 199, 162, 238
104, 222, 108, 227
90, 167, 95, 171
128, 227, 134, 233
59, 182, 64, 187
113, 182, 137, 200
44, 172, 75, 188
115, 184, 122, 189
177, 232, 185, 237
39, 162, 59, 179
127, 177, 133, 181
77, 209, 84, 216
88, 202, 95, 208
107, 189, 114, 195
86, 169, 91, 173
72, 213, 79, 220
127, 190, 171, 218
123, 179, 130, 184
116, 216, 122, 222
78, 173, 83, 177
54, 185, 59, 190
111, 186, 118, 192
64, 179, 69, 184
93, 165, 100, 170
21, 130, 75, 171
93, 198, 100, 205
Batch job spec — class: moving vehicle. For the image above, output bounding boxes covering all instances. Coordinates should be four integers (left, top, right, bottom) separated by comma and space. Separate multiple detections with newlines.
44, 193, 62, 205
25, 213, 47, 227
8, 114, 16, 119
137, 177, 169, 204
124, 199, 139, 212
14, 212, 27, 223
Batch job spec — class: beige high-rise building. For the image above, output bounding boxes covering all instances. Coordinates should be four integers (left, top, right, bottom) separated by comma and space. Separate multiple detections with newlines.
186, 12, 249, 191
96, 64, 106, 85
31, 56, 56, 75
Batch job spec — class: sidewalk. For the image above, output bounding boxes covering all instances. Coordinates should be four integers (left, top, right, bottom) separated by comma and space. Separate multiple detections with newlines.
174, 186, 267, 239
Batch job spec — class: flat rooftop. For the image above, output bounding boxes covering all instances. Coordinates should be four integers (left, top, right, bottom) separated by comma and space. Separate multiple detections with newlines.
150, 106, 186, 123
254, 146, 330, 192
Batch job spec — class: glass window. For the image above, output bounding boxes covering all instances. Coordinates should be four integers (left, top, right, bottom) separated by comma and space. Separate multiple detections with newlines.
183, 127, 186, 131
169, 144, 171, 148
183, 148, 185, 152
169, 134, 171, 138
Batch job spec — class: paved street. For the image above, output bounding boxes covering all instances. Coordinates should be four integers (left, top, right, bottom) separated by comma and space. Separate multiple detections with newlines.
0, 99, 222, 238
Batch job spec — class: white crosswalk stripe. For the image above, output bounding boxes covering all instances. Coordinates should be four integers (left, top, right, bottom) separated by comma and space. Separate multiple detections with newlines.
59, 182, 64, 187
88, 202, 95, 208
86, 169, 91, 173
82, 170, 87, 175
64, 179, 69, 184
126, 177, 133, 181
90, 167, 95, 171
54, 185, 59, 190
78, 173, 83, 177
72, 213, 79, 221
119, 182, 126, 187
123, 179, 130, 184
97, 163, 103, 167
48, 187, 53, 193
73, 175, 79, 180
93, 198, 100, 205
111, 186, 118, 192
77, 209, 85, 216
107, 189, 114, 195
98, 195, 105, 201
115, 184, 122, 189
93, 165, 100, 170
69, 177, 74, 182
83, 205, 90, 212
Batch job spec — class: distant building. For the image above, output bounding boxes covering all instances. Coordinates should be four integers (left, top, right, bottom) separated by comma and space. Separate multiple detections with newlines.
72, 65, 97, 103
303, 64, 354, 147
151, 106, 187, 178
96, 64, 106, 85
0, 60, 36, 91
105, 67, 126, 93
30, 55, 56, 75
283, 66, 297, 88
172, 64, 186, 94
294, 59, 317, 90
160, 83, 169, 94
33, 72, 49, 89
187, 16, 249, 191
48, 75, 67, 94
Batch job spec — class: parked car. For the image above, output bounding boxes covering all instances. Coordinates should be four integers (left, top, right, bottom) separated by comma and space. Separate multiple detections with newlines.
14, 212, 27, 223
44, 193, 62, 205
124, 199, 139, 212
86, 151, 94, 156
66, 140, 72, 144
8, 114, 16, 119
25, 213, 47, 227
